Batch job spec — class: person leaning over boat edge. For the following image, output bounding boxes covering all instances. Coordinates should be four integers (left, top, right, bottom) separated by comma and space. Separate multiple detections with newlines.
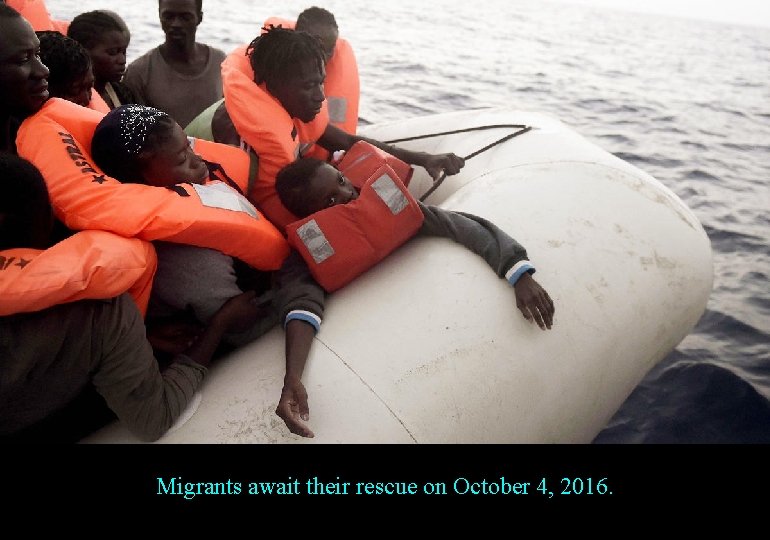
185, 26, 465, 230
91, 104, 324, 439
271, 155, 555, 438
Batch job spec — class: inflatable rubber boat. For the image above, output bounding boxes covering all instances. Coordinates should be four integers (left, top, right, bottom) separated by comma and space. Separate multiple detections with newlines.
82, 107, 713, 444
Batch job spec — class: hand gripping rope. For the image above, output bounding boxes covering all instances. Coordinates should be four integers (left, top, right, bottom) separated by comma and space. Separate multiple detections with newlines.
385, 124, 533, 201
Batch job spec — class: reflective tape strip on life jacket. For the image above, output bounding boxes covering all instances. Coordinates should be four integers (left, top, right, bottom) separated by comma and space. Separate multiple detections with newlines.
325, 38, 359, 134
0, 230, 156, 317
221, 44, 329, 229
261, 18, 360, 163
16, 98, 290, 271
285, 163, 424, 292
262, 17, 359, 135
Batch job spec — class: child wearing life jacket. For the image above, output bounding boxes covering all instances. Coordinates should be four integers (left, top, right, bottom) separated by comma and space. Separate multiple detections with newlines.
0, 152, 258, 443
91, 104, 324, 438
276, 155, 556, 330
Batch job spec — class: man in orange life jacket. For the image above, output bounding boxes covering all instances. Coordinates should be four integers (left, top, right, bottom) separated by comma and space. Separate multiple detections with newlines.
0, 152, 257, 442
262, 6, 360, 142
0, 3, 49, 154
186, 26, 466, 230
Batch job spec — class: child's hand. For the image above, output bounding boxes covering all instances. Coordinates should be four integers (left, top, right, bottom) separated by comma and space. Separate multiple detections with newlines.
422, 152, 465, 181
276, 378, 314, 438
513, 273, 555, 330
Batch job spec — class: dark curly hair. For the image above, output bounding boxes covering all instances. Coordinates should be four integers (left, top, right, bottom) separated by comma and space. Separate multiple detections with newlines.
246, 25, 326, 88
36, 31, 92, 98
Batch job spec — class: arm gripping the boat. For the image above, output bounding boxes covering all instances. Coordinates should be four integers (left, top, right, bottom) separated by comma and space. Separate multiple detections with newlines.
418, 202, 555, 330
318, 124, 466, 182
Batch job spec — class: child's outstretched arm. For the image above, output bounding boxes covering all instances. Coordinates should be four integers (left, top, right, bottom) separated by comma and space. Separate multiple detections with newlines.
272, 250, 327, 437
418, 202, 555, 330
277, 319, 316, 438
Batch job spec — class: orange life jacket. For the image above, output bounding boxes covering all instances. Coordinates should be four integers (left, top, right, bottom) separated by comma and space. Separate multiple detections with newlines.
7, 0, 69, 33
220, 45, 329, 230
285, 142, 422, 292
262, 17, 360, 136
15, 98, 289, 271
0, 230, 156, 317
88, 91, 111, 114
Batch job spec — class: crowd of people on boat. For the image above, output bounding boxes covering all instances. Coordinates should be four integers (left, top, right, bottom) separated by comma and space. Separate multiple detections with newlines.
0, 0, 555, 443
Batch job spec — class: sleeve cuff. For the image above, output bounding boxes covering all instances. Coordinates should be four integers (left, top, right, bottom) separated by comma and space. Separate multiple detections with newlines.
505, 261, 535, 286
284, 310, 322, 332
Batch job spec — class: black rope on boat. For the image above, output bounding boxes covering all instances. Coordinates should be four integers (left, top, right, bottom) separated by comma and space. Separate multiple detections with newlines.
384, 124, 530, 144
407, 124, 533, 202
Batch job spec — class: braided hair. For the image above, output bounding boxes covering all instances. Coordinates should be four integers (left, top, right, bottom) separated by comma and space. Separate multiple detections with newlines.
36, 31, 92, 98
67, 10, 129, 50
246, 25, 325, 88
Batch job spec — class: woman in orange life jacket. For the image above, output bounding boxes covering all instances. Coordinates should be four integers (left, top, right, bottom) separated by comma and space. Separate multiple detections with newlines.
0, 3, 50, 154
0, 152, 258, 443
188, 26, 465, 231
67, 10, 137, 110
91, 104, 324, 438
273, 156, 556, 437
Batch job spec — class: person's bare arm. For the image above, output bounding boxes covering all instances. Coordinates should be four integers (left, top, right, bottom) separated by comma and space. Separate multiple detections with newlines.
318, 124, 465, 181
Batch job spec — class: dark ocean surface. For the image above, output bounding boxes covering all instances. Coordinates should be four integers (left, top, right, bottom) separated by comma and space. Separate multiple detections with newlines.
49, 0, 770, 443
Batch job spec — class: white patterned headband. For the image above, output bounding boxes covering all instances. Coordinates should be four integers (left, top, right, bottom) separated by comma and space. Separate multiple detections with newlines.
114, 104, 170, 155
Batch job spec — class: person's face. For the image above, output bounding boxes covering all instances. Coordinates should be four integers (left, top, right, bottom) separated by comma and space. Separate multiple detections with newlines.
88, 29, 129, 84
304, 162, 358, 215
140, 122, 208, 186
159, 0, 201, 46
0, 16, 50, 115
269, 59, 325, 123
57, 66, 94, 107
